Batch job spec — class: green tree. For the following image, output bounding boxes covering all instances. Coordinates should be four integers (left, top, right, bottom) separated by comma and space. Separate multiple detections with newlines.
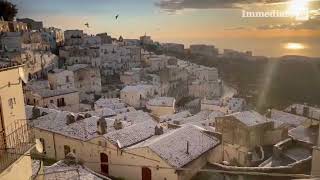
0, 1, 18, 21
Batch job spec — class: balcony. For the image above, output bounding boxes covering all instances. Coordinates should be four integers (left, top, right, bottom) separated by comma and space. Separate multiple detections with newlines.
0, 124, 35, 173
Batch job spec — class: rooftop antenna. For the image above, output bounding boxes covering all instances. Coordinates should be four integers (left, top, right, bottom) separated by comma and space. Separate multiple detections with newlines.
186, 141, 189, 154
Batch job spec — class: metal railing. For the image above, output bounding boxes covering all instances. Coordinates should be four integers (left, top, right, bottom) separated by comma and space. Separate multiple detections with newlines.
0, 124, 35, 172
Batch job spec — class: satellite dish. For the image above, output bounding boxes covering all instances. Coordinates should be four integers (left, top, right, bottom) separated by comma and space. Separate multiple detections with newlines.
35, 139, 44, 153
18, 67, 28, 83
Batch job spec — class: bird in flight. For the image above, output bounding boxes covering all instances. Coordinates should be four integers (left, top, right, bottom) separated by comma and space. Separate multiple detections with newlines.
115, 15, 119, 20
84, 23, 90, 28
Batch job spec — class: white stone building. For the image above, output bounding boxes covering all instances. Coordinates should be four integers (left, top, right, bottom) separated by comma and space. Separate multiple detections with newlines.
189, 44, 218, 57
67, 64, 102, 102
146, 97, 176, 117
48, 69, 75, 90
120, 68, 142, 85
120, 84, 157, 108
25, 80, 80, 112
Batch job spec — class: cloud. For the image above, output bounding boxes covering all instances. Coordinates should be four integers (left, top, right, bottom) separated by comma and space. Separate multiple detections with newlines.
256, 10, 320, 30
155, 0, 289, 12
257, 19, 320, 30
224, 27, 248, 30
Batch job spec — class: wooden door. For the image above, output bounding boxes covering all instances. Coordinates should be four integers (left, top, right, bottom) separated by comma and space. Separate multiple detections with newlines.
100, 153, 109, 175
142, 167, 151, 180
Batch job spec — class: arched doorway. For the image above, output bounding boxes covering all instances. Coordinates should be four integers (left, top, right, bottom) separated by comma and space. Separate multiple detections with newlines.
100, 153, 109, 175
142, 167, 151, 180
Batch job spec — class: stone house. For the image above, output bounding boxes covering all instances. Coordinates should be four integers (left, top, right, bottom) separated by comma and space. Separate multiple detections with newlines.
25, 87, 80, 112
120, 84, 157, 108
215, 111, 288, 166
67, 64, 102, 102
146, 97, 176, 117
48, 69, 75, 90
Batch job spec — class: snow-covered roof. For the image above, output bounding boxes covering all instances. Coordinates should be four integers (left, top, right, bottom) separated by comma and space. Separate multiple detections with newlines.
59, 116, 100, 141
121, 84, 154, 93
129, 125, 220, 168
159, 111, 192, 123
208, 111, 225, 120
285, 104, 320, 120
33, 88, 78, 98
201, 99, 222, 106
25, 80, 50, 91
28, 109, 70, 132
104, 120, 157, 148
27, 105, 154, 142
289, 125, 318, 145
86, 108, 116, 117
67, 64, 89, 72
147, 97, 175, 107
94, 98, 127, 110
270, 109, 307, 128
49, 68, 69, 74
227, 111, 270, 127
171, 111, 212, 125
42, 160, 106, 180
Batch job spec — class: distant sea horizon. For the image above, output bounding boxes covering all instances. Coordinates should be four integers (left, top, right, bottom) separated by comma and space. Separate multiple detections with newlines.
154, 37, 320, 58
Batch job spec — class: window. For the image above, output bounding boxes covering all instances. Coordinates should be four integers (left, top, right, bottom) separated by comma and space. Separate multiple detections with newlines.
40, 138, 46, 154
64, 145, 71, 157
50, 99, 54, 104
66, 76, 70, 82
57, 98, 66, 107
8, 98, 16, 109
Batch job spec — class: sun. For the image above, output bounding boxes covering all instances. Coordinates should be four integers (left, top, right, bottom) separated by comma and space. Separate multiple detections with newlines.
287, 0, 310, 21
288, 0, 310, 16
285, 43, 306, 50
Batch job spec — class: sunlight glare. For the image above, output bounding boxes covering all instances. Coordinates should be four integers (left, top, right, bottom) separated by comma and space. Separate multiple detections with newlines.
288, 0, 310, 19
285, 43, 306, 50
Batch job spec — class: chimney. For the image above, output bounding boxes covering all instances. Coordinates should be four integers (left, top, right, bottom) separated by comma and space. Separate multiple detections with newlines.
32, 106, 41, 119
291, 106, 297, 114
76, 114, 85, 121
266, 109, 271, 118
303, 106, 310, 117
84, 113, 92, 118
186, 141, 190, 154
97, 117, 107, 135
114, 119, 123, 130
247, 152, 253, 162
155, 125, 164, 135
66, 113, 76, 125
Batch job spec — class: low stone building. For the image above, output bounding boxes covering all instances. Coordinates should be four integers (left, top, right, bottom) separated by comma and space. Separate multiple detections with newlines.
124, 125, 221, 180
48, 69, 75, 90
146, 97, 176, 117
120, 84, 157, 108
25, 87, 80, 112
215, 111, 288, 166
120, 68, 142, 85
68, 64, 102, 102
